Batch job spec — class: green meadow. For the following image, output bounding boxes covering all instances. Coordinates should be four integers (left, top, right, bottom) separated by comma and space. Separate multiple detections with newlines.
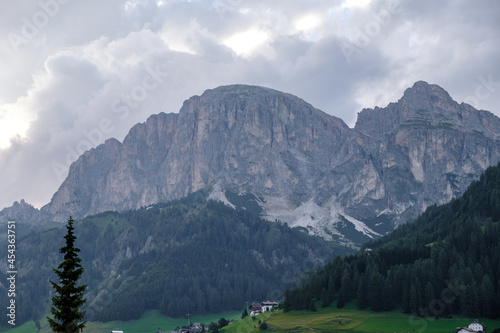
222, 303, 500, 333
4, 303, 500, 333
4, 309, 241, 333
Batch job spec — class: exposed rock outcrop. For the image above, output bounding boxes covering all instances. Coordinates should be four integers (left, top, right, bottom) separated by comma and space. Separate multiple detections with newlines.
4, 81, 500, 244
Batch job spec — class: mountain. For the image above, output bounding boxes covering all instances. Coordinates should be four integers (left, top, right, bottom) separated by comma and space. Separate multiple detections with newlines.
283, 162, 500, 318
3, 81, 500, 245
0, 193, 350, 326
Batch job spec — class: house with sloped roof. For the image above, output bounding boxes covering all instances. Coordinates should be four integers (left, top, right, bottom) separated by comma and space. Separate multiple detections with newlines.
456, 319, 487, 333
249, 301, 279, 316
261, 301, 278, 312
249, 304, 262, 316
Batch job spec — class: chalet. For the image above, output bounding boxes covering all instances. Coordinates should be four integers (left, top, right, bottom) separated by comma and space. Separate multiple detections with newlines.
178, 324, 203, 333
261, 301, 279, 312
249, 301, 279, 316
249, 304, 262, 316
456, 320, 487, 333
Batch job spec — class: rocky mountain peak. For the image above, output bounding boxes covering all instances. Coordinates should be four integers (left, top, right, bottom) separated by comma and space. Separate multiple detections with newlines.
0, 199, 44, 224
5, 82, 500, 245
179, 84, 349, 131
398, 80, 460, 121
354, 80, 498, 139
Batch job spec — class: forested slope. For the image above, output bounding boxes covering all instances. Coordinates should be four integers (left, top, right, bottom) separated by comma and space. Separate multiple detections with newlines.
284, 163, 500, 318
0, 192, 350, 327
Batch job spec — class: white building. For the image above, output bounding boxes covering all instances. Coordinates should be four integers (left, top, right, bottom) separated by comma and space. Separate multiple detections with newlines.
261, 301, 278, 312
249, 301, 279, 316
456, 320, 486, 333
249, 304, 262, 316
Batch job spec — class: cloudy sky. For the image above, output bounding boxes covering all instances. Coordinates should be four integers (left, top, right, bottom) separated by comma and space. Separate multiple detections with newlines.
0, 0, 499, 210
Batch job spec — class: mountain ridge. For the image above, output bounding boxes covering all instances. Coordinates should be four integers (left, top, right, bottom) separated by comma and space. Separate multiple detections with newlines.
3, 81, 500, 245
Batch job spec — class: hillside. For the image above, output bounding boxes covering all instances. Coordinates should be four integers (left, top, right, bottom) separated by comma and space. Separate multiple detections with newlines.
222, 305, 500, 333
284, 163, 500, 319
3, 81, 500, 246
0, 192, 350, 328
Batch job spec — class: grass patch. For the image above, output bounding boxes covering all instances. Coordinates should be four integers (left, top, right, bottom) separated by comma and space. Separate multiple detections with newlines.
81, 213, 131, 237
3, 310, 242, 333
5, 306, 500, 333
1, 320, 39, 333
221, 302, 500, 333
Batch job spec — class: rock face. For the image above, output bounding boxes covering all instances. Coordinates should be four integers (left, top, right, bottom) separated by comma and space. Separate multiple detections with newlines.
43, 85, 351, 222
353, 81, 500, 225
0, 199, 45, 224
6, 81, 500, 244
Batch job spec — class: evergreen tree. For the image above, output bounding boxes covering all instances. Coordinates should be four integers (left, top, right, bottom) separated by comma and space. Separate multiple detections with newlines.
381, 279, 393, 311
368, 271, 384, 311
320, 289, 330, 308
461, 283, 480, 318
336, 291, 346, 308
47, 217, 87, 333
409, 284, 419, 315
480, 275, 494, 318
424, 281, 435, 310
283, 289, 291, 312
339, 268, 352, 305
356, 274, 369, 310
241, 308, 248, 319
308, 299, 317, 312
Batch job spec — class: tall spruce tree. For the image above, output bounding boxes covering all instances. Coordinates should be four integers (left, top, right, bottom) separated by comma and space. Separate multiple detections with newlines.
47, 216, 87, 333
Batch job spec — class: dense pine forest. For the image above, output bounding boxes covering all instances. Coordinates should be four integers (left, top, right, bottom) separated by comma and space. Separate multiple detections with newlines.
283, 163, 500, 319
0, 191, 350, 327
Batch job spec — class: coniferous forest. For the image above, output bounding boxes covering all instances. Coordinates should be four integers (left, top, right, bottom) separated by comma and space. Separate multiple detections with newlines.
0, 191, 350, 327
3, 164, 500, 327
284, 163, 500, 319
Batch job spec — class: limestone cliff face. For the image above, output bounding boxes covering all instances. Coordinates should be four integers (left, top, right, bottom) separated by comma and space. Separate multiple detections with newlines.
9, 81, 500, 244
43, 137, 123, 222
42, 85, 351, 222
352, 81, 500, 224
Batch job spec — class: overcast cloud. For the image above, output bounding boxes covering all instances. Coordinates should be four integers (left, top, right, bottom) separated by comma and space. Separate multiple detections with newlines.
0, 0, 499, 210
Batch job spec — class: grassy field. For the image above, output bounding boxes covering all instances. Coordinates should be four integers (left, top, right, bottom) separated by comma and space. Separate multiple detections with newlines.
4, 304, 500, 333
3, 309, 241, 333
222, 302, 500, 333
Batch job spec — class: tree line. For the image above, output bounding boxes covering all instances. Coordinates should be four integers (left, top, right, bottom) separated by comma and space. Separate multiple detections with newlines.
0, 192, 350, 327
284, 163, 500, 319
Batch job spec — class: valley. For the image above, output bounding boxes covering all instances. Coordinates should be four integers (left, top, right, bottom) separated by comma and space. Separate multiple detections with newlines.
1, 82, 500, 331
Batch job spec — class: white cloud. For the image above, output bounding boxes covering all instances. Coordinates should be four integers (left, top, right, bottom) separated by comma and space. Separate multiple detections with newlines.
342, 0, 373, 9
295, 14, 322, 31
223, 28, 268, 56
0, 0, 499, 209
0, 106, 32, 149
